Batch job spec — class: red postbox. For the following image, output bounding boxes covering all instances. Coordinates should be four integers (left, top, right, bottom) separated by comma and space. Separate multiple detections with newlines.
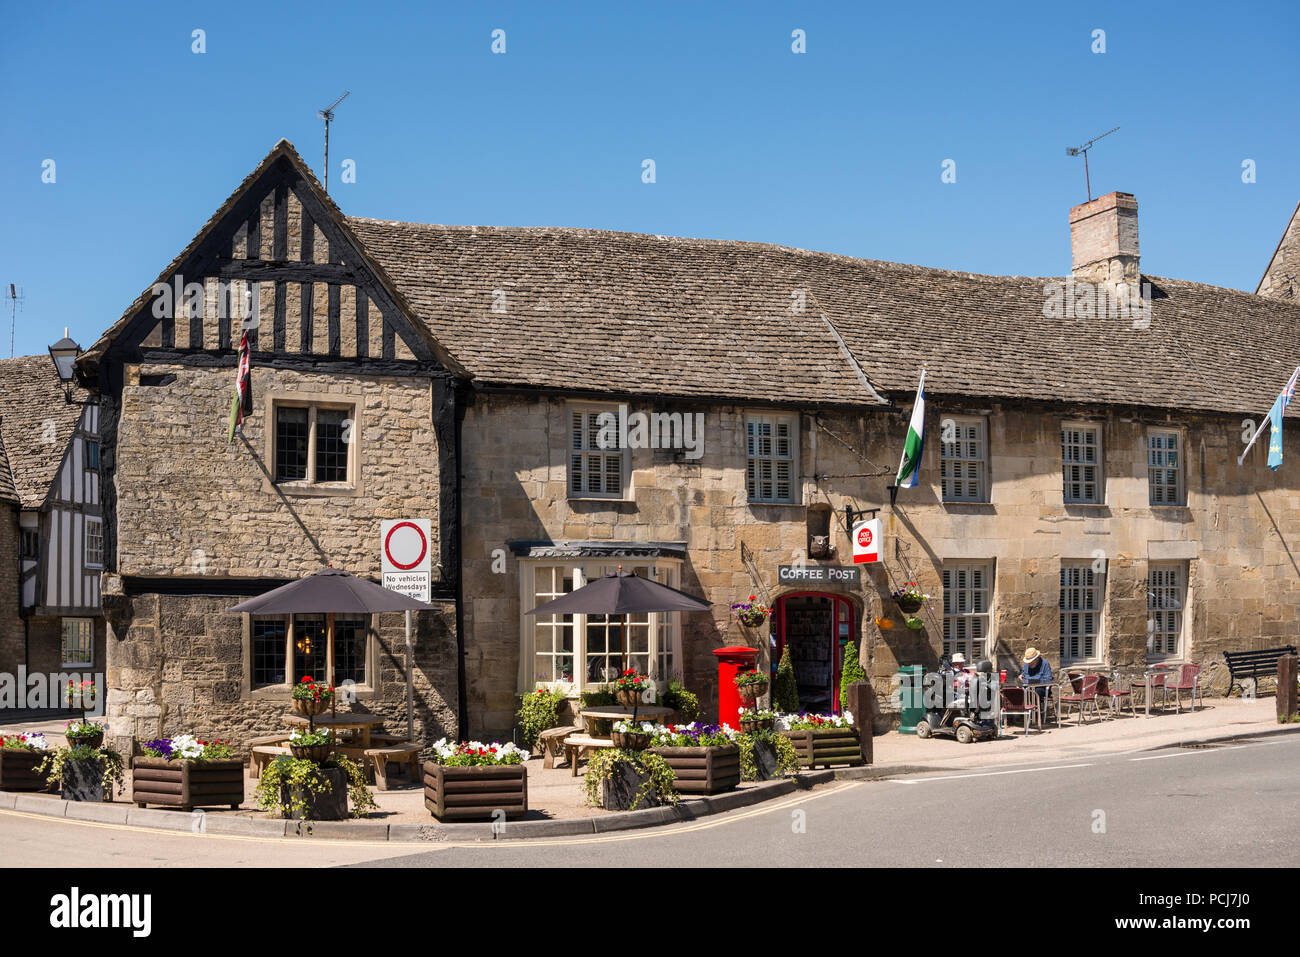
714, 645, 760, 730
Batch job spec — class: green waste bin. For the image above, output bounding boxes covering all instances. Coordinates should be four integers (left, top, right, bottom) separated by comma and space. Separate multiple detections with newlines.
896, 664, 926, 735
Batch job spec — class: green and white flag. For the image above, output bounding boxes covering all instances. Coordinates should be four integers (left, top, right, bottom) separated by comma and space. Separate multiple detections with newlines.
895, 370, 927, 489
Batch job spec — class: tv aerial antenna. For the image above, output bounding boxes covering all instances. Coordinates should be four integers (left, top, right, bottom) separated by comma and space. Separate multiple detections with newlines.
318, 91, 350, 192
7, 284, 23, 359
1066, 126, 1120, 202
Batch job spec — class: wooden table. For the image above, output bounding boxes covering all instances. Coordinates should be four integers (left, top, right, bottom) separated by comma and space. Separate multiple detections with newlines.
579, 705, 675, 725
284, 712, 387, 749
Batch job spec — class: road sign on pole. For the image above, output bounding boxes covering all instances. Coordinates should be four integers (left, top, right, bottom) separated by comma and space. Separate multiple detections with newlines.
381, 519, 431, 602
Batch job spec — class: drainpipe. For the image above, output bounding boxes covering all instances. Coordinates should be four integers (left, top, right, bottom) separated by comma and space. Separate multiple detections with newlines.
454, 384, 469, 741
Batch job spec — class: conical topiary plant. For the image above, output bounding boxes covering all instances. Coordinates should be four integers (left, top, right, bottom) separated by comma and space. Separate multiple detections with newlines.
772, 645, 800, 714
839, 637, 868, 714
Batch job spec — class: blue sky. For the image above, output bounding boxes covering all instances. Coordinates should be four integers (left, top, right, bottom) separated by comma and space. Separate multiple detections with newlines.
2, 0, 1297, 358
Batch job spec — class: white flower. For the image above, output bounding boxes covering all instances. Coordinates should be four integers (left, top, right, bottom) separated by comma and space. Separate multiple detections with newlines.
170, 733, 203, 758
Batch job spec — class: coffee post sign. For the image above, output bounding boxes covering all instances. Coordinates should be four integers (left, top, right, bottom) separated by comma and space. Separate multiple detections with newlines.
777, 564, 861, 584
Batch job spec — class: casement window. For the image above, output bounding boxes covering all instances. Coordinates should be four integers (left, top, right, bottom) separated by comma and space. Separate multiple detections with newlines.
1148, 430, 1184, 506
522, 562, 681, 691
1147, 563, 1186, 658
746, 413, 798, 504
940, 416, 988, 502
19, 528, 39, 559
60, 618, 94, 668
569, 405, 627, 498
84, 518, 104, 569
84, 440, 100, 472
1060, 561, 1104, 663
942, 562, 992, 661
272, 401, 356, 486
250, 614, 371, 691
1062, 423, 1103, 504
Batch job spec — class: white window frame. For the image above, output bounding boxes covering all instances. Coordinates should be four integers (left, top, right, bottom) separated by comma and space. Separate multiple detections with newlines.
568, 404, 630, 500
84, 517, 104, 569
942, 561, 993, 661
1060, 560, 1105, 664
1147, 429, 1184, 506
519, 560, 682, 693
940, 415, 989, 503
1062, 422, 1104, 505
746, 412, 799, 504
1147, 562, 1186, 659
60, 618, 94, 668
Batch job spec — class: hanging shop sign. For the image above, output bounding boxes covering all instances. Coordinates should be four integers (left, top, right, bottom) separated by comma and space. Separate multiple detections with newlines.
851, 518, 882, 564
777, 565, 861, 584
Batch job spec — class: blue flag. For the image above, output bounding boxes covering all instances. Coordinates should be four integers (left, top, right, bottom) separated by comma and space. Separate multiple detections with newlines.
1268, 394, 1286, 470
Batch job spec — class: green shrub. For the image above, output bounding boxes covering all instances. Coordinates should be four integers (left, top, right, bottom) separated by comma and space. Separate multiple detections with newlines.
736, 729, 799, 780
839, 638, 868, 713
516, 688, 567, 750
662, 679, 699, 722
772, 646, 800, 713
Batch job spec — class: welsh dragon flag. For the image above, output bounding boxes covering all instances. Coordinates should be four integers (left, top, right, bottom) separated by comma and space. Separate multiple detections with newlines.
895, 370, 927, 489
226, 330, 252, 444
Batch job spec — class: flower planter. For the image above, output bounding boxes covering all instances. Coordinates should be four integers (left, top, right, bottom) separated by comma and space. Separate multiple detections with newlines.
648, 744, 740, 795
737, 680, 769, 702
0, 749, 51, 792
288, 743, 335, 762
280, 766, 348, 821
611, 731, 650, 751
61, 757, 107, 803
739, 718, 775, 733
66, 731, 103, 750
598, 762, 667, 811
895, 597, 924, 614
423, 763, 528, 822
131, 757, 244, 811
782, 728, 864, 769
615, 689, 642, 709
292, 697, 331, 718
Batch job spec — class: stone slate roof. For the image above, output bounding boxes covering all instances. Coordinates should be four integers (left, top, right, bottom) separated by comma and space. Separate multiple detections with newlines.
348, 216, 1300, 417
0, 355, 86, 508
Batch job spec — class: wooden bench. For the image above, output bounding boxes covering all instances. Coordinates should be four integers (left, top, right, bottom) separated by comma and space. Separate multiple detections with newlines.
539, 725, 582, 769
249, 745, 290, 779
1223, 646, 1298, 696
363, 743, 422, 790
563, 734, 614, 776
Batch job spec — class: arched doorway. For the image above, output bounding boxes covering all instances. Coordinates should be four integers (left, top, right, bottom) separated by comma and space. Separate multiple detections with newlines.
773, 592, 857, 714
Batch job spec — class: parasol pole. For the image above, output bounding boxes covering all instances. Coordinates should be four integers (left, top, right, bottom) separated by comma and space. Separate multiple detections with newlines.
405, 610, 415, 742
328, 612, 336, 718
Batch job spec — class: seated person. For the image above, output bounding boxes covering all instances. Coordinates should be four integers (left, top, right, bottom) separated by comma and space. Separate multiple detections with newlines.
1021, 647, 1053, 709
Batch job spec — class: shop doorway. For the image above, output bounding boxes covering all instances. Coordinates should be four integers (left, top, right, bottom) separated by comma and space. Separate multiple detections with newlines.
773, 593, 856, 714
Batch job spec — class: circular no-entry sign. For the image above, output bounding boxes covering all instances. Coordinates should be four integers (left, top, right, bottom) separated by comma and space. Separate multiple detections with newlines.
384, 521, 428, 571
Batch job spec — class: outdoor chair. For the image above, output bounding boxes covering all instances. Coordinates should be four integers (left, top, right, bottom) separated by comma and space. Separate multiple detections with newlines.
363, 742, 423, 790
1162, 663, 1202, 713
1099, 673, 1134, 718
998, 686, 1037, 735
1059, 673, 1102, 724
539, 724, 582, 769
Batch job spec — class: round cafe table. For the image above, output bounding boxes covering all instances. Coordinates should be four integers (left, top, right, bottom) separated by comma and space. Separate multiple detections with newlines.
283, 712, 386, 749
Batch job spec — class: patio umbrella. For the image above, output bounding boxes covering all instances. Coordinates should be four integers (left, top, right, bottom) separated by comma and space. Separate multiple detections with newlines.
228, 566, 435, 735
525, 567, 711, 683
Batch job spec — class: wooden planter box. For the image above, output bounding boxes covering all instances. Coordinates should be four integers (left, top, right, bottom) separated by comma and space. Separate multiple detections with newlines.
782, 728, 864, 769
423, 763, 528, 822
649, 744, 740, 795
0, 748, 51, 792
132, 757, 244, 811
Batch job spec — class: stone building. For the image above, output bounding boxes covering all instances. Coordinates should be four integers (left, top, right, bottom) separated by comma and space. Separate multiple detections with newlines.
0, 354, 106, 687
1259, 199, 1300, 302
75, 140, 1300, 747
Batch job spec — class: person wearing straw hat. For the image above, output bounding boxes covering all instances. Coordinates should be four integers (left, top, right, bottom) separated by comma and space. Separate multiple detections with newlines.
1020, 647, 1054, 717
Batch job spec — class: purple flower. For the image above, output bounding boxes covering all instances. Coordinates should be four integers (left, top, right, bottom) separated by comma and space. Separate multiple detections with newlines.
142, 738, 175, 759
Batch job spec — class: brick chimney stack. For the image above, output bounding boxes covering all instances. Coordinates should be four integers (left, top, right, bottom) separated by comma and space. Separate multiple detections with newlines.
1069, 191, 1139, 283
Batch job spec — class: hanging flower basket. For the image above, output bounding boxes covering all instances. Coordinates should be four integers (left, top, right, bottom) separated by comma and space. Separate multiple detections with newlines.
892, 582, 929, 615
64, 720, 104, 750
875, 616, 895, 630
730, 596, 770, 629
287, 728, 335, 762
905, 616, 925, 630
615, 689, 641, 710
291, 677, 334, 717
612, 730, 651, 750
735, 671, 769, 702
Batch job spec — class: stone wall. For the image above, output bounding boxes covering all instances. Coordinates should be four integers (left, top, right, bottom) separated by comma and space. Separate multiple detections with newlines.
103, 589, 458, 753
460, 391, 1300, 738
114, 362, 442, 578
1259, 202, 1300, 302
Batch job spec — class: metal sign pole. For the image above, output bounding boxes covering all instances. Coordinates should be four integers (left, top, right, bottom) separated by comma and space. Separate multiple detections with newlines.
405, 610, 415, 743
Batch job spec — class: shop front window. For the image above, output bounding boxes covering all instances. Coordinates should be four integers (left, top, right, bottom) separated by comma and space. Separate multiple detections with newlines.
523, 561, 682, 692
250, 613, 370, 690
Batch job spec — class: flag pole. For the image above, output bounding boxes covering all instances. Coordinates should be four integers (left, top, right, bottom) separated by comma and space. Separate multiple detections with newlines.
1238, 365, 1300, 465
